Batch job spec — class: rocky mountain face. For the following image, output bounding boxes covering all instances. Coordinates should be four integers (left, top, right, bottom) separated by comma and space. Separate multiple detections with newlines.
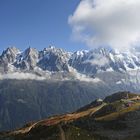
14, 47, 39, 70
0, 47, 20, 64
38, 46, 70, 71
0, 47, 20, 72
1, 92, 140, 140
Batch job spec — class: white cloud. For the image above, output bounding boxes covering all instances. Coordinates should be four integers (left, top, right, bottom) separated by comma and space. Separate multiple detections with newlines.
69, 0, 140, 51
69, 67, 102, 82
84, 55, 109, 66
0, 72, 46, 80
75, 73, 102, 82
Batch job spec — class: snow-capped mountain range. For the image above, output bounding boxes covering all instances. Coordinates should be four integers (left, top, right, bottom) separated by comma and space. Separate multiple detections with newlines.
1, 46, 140, 131
0, 46, 70, 73
1, 46, 140, 75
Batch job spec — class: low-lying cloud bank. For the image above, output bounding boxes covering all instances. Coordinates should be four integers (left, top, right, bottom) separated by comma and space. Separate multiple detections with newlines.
0, 72, 46, 80
0, 72, 102, 83
69, 0, 140, 51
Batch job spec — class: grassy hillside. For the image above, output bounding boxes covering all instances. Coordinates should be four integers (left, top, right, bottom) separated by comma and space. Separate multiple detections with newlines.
1, 92, 140, 140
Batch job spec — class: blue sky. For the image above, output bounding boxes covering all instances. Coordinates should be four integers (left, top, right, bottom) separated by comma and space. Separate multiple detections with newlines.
0, 0, 87, 52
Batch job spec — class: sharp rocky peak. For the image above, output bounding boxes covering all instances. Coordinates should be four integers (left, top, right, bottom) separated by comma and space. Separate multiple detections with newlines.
14, 47, 39, 70
38, 46, 70, 71
4, 47, 20, 54
41, 46, 69, 56
0, 47, 20, 63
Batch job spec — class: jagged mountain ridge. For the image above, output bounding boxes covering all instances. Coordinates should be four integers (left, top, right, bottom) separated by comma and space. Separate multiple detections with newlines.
0, 46, 71, 73
69, 48, 140, 74
1, 46, 140, 75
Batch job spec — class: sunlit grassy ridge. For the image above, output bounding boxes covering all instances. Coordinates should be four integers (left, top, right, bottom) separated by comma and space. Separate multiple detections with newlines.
95, 102, 140, 121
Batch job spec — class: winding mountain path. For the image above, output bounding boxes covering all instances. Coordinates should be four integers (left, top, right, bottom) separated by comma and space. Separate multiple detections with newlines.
59, 125, 66, 140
